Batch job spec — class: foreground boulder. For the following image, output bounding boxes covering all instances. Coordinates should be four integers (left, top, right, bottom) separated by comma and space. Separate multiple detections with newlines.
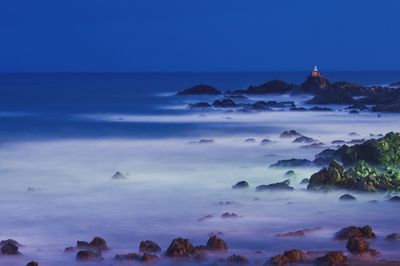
269, 249, 308, 265
232, 181, 249, 189
166, 238, 195, 257
206, 235, 228, 252
339, 194, 357, 201
76, 250, 102, 261
256, 179, 294, 191
315, 251, 347, 266
176, 84, 221, 95
139, 240, 161, 253
75, 236, 109, 251
0, 242, 20, 255
334, 225, 375, 240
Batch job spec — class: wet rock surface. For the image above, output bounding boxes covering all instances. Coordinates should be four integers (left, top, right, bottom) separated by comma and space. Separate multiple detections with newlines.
256, 179, 294, 191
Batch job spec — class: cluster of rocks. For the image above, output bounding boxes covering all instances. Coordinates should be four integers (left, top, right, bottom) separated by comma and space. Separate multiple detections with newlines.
0, 239, 38, 265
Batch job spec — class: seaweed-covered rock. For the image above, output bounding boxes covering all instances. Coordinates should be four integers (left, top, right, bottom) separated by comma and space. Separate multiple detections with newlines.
206, 235, 228, 252
334, 225, 375, 240
315, 251, 347, 266
232, 181, 249, 190
256, 179, 294, 191
177, 85, 221, 95
139, 240, 161, 253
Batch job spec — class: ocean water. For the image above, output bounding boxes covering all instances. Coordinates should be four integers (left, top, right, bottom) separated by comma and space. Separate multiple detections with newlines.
0, 72, 400, 265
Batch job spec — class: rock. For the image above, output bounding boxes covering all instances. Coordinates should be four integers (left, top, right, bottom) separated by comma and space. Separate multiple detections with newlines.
232, 181, 249, 189
25, 262, 39, 266
260, 139, 272, 145
76, 240, 90, 249
301, 143, 325, 149
206, 235, 228, 251
300, 178, 309, 184
0, 242, 20, 255
242, 80, 296, 94
76, 250, 102, 261
283, 170, 296, 178
0, 239, 22, 247
315, 251, 347, 266
189, 102, 211, 109
244, 138, 256, 143
307, 160, 344, 191
388, 196, 400, 202
335, 225, 376, 240
339, 194, 357, 201
198, 215, 213, 221
310, 106, 332, 111
307, 89, 355, 104
111, 171, 126, 180
346, 237, 369, 254
177, 84, 221, 95
269, 249, 308, 265
27, 187, 36, 192
166, 238, 195, 257
221, 212, 238, 218
349, 110, 359, 114
270, 159, 313, 168
198, 139, 214, 144
293, 136, 317, 143
276, 227, 321, 237
280, 130, 302, 138
213, 99, 237, 108
256, 179, 294, 191
347, 138, 365, 144
224, 254, 249, 265
64, 246, 75, 252
331, 140, 346, 144
301, 72, 331, 92
139, 240, 161, 253
385, 233, 400, 241
89, 237, 109, 251
115, 252, 142, 261
290, 107, 307, 111
347, 103, 368, 110
142, 253, 159, 263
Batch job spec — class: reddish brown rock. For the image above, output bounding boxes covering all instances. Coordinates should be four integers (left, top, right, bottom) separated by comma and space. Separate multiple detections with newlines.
166, 238, 195, 257
315, 251, 347, 266
115, 252, 142, 261
335, 225, 375, 240
76, 250, 102, 261
139, 240, 161, 253
142, 253, 160, 263
346, 237, 369, 254
206, 235, 228, 252
269, 249, 308, 265
225, 254, 249, 265
89, 236, 109, 251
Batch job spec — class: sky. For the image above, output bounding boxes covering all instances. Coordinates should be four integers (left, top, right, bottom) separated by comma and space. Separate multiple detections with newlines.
0, 0, 399, 72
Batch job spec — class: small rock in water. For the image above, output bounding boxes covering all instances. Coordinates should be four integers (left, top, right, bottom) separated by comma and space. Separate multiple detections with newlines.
283, 170, 296, 178
26, 262, 39, 266
166, 238, 195, 257
76, 236, 109, 251
206, 235, 228, 252
300, 178, 309, 184
335, 225, 376, 240
339, 194, 357, 201
139, 240, 161, 253
198, 215, 213, 221
256, 179, 294, 191
224, 254, 249, 265
0, 239, 22, 247
244, 138, 256, 143
232, 181, 249, 189
64, 246, 75, 252
26, 187, 36, 192
221, 212, 238, 218
293, 136, 317, 143
346, 237, 369, 253
0, 242, 20, 255
385, 233, 400, 241
349, 132, 359, 136
349, 109, 359, 114
260, 139, 272, 145
280, 130, 302, 138
142, 253, 159, 263
218, 201, 235, 205
315, 251, 347, 266
388, 196, 400, 202
76, 250, 102, 261
269, 249, 308, 265
198, 139, 214, 144
111, 171, 127, 180
115, 252, 141, 261
276, 227, 321, 237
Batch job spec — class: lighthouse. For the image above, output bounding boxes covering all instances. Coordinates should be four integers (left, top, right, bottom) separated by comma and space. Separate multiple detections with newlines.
311, 65, 321, 77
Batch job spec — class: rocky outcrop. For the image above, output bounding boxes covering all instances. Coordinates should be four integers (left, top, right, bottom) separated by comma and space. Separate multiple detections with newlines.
0, 242, 20, 255
238, 80, 296, 94
76, 250, 102, 261
334, 225, 376, 240
256, 179, 294, 191
166, 238, 195, 257
315, 251, 347, 266
280, 130, 302, 138
270, 159, 314, 168
213, 99, 237, 108
177, 85, 221, 95
293, 136, 317, 143
232, 181, 249, 189
139, 240, 161, 253
307, 89, 354, 104
301, 75, 331, 93
206, 235, 228, 252
75, 237, 109, 251
269, 249, 308, 265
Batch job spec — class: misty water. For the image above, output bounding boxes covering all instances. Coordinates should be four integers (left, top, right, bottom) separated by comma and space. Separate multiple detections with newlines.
0, 73, 400, 265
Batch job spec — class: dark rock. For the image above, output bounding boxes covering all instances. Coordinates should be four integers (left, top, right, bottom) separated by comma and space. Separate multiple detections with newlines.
293, 136, 317, 143
347, 103, 369, 110
290, 107, 307, 111
0, 239, 22, 247
206, 235, 228, 252
349, 109, 359, 114
335, 225, 376, 240
224, 254, 249, 265
198, 215, 213, 221
269, 249, 308, 265
221, 212, 238, 218
269, 255, 288, 265
283, 170, 296, 178
166, 238, 195, 257
76, 250, 102, 261
232, 181, 249, 189
346, 237, 369, 254
213, 99, 237, 108
349, 132, 359, 136
385, 233, 400, 241
139, 240, 161, 253
111, 171, 126, 180
301, 143, 325, 149
310, 106, 332, 111
25, 262, 39, 266
300, 178, 309, 184
177, 84, 221, 95
389, 81, 400, 87
315, 251, 347, 266
339, 194, 357, 201
89, 237, 109, 251
198, 139, 214, 144
276, 227, 321, 237
256, 179, 294, 191
270, 159, 313, 168
244, 138, 256, 143
243, 80, 296, 94
189, 102, 211, 109
64, 246, 75, 252
142, 253, 160, 263
260, 139, 272, 145
389, 196, 400, 202
347, 138, 365, 144
331, 140, 346, 144
115, 252, 142, 261
280, 130, 302, 138
307, 89, 354, 104
301, 73, 331, 92
0, 242, 20, 255
76, 240, 90, 249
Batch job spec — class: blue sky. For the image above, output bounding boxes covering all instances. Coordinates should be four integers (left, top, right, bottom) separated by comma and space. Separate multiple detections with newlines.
0, 0, 399, 72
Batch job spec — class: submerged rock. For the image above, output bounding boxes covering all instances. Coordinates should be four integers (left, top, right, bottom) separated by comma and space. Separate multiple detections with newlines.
270, 159, 313, 168
315, 251, 347, 266
221, 212, 239, 218
256, 179, 294, 191
139, 240, 161, 253
385, 233, 400, 241
293, 136, 317, 143
176, 84, 221, 95
339, 194, 357, 201
206, 235, 228, 252
232, 181, 249, 189
0, 242, 20, 255
283, 170, 296, 178
25, 262, 39, 266
335, 225, 376, 240
111, 171, 127, 180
